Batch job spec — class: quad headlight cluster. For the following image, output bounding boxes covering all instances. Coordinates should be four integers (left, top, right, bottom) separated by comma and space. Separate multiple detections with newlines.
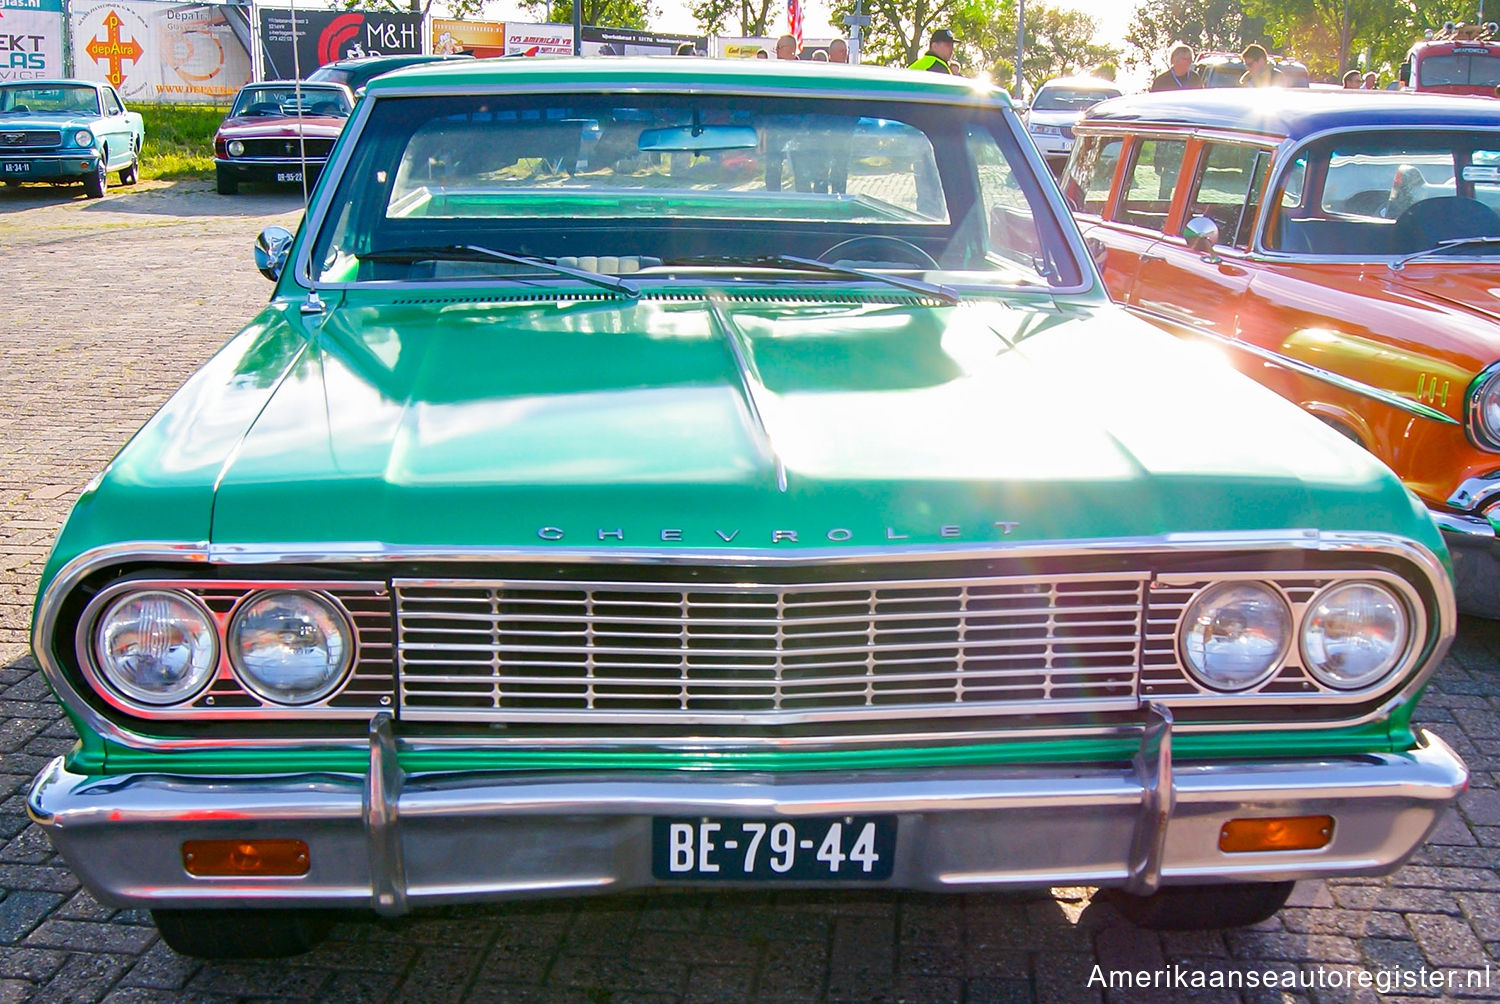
93, 589, 353, 708
1181, 580, 1411, 693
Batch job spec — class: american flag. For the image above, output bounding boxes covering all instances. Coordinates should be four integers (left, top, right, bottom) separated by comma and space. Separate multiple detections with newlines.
787, 0, 803, 52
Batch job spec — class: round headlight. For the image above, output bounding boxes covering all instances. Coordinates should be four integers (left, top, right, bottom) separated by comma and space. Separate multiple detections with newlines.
1472, 368, 1500, 449
1181, 582, 1291, 691
228, 592, 351, 705
95, 590, 218, 705
73, 130, 93, 147
1302, 582, 1409, 690
227, 140, 245, 157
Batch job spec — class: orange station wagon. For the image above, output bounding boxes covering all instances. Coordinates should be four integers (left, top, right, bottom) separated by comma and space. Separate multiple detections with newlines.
1065, 90, 1500, 616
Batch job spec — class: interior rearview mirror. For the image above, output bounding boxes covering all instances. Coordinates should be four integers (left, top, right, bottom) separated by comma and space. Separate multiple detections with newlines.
637, 125, 759, 153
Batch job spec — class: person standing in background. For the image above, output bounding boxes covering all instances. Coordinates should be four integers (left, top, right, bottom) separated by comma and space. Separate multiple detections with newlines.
828, 38, 848, 63
909, 29, 955, 73
1239, 44, 1284, 86
1362, 71, 1379, 88
776, 35, 798, 60
1150, 43, 1203, 91
1342, 69, 1362, 87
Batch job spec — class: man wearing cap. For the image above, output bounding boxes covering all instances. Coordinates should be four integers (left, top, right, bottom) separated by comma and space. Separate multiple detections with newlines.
909, 29, 955, 73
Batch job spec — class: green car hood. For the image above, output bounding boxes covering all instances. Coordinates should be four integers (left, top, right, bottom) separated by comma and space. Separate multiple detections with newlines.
183, 292, 1433, 552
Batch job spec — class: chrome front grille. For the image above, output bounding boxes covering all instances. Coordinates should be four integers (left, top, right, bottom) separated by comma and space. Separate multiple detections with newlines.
0, 130, 61, 150
238, 138, 333, 160
395, 573, 1149, 723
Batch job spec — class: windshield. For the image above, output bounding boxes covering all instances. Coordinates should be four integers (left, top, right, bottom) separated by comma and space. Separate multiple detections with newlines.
231, 86, 351, 118
310, 92, 1081, 291
1032, 87, 1120, 112
0, 85, 100, 116
1417, 52, 1500, 87
1268, 130, 1500, 256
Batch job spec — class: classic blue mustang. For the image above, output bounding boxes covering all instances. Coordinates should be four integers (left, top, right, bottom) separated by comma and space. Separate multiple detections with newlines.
0, 79, 144, 199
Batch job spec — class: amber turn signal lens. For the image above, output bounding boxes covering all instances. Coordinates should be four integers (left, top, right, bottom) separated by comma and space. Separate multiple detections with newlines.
182, 839, 310, 876
1219, 815, 1333, 853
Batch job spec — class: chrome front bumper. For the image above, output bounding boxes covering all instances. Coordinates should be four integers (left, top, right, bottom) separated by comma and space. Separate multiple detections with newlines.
28, 713, 1466, 914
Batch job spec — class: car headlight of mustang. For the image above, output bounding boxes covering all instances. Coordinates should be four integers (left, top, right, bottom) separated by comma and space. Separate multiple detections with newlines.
95, 590, 218, 705
227, 591, 352, 704
1469, 363, 1500, 450
1181, 582, 1292, 690
1301, 582, 1410, 689
227, 140, 245, 157
73, 130, 93, 148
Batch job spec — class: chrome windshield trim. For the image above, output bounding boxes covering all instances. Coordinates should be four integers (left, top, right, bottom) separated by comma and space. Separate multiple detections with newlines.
290, 85, 1093, 299
31, 533, 1455, 753
1131, 310, 1462, 427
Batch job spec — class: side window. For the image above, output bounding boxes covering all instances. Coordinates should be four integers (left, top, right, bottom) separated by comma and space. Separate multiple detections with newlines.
1118, 138, 1187, 232
104, 90, 123, 116
1064, 135, 1120, 216
1184, 143, 1271, 250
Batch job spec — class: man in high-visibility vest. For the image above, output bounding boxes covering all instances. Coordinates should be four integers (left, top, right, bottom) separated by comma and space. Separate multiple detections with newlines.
909, 29, 955, 73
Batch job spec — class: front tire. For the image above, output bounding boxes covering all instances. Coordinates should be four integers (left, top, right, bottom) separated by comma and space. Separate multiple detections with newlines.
215, 167, 237, 195
1104, 881, 1295, 931
83, 158, 107, 199
152, 908, 335, 959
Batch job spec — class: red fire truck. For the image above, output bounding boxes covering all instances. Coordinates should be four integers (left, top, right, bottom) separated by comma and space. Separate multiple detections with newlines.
1400, 21, 1500, 95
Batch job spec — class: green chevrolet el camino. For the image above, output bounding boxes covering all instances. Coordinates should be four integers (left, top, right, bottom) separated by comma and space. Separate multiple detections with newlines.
26, 58, 1468, 957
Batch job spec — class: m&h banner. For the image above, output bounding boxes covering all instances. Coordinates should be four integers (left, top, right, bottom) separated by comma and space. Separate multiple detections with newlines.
257, 7, 421, 79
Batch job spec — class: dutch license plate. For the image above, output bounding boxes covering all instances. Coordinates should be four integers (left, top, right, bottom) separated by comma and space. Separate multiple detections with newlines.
652, 816, 896, 881
276, 171, 303, 183
2, 161, 30, 175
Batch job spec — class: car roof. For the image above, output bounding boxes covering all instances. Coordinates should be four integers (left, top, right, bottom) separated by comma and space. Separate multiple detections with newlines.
319, 53, 463, 72
1037, 77, 1119, 90
364, 55, 1011, 105
1080, 87, 1500, 138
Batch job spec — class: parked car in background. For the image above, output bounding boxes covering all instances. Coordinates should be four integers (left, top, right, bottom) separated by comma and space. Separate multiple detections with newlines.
1400, 21, 1500, 95
1066, 88, 1500, 615
1193, 51, 1310, 87
213, 81, 354, 195
0, 79, 142, 199
1022, 76, 1121, 173
27, 58, 1465, 960
306, 52, 476, 96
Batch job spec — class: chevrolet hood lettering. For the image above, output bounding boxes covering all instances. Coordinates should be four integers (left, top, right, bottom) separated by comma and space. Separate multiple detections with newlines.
535, 522, 1021, 544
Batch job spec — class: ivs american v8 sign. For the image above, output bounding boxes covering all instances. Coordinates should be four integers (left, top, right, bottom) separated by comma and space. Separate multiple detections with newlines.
0, 0, 64, 83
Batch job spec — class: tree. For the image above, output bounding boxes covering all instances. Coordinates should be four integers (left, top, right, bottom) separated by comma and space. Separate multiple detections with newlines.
691, 0, 779, 36
517, 0, 660, 30
827, 0, 990, 66
968, 0, 1120, 93
343, 0, 487, 21
1123, 0, 1248, 71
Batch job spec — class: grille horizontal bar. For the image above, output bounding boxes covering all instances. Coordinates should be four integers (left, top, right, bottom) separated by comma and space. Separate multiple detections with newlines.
395, 573, 1148, 724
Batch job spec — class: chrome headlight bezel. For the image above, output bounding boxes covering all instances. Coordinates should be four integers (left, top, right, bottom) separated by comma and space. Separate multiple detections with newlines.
1300, 581, 1412, 691
226, 590, 354, 706
1179, 581, 1294, 692
1466, 361, 1500, 453
92, 588, 219, 706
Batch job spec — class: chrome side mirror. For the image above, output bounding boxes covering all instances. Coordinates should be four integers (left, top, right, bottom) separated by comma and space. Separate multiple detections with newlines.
1183, 215, 1221, 260
255, 226, 294, 282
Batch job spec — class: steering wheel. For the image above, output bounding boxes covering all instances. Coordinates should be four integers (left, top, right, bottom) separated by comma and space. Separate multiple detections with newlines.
818, 236, 939, 269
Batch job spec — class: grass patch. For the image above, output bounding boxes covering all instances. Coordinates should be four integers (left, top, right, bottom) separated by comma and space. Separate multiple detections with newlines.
137, 103, 226, 181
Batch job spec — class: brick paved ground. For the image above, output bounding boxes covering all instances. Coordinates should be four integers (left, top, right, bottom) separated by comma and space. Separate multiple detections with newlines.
2, 180, 1500, 1003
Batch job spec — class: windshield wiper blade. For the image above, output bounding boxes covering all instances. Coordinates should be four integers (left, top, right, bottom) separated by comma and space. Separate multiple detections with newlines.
1390, 235, 1500, 271
361, 244, 639, 297
683, 254, 960, 304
